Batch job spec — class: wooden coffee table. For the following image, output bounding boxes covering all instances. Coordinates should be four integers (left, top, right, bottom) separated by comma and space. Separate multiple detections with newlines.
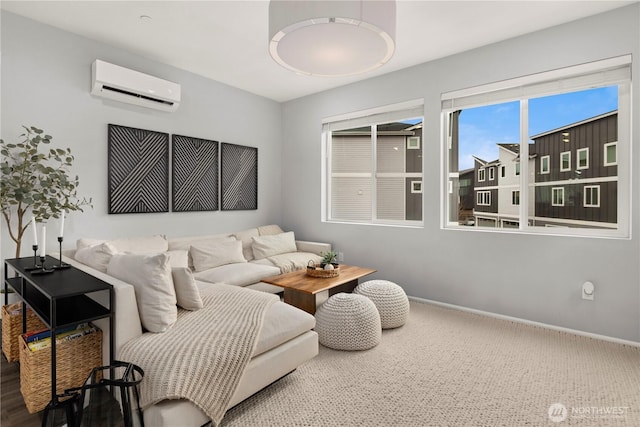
262, 265, 376, 314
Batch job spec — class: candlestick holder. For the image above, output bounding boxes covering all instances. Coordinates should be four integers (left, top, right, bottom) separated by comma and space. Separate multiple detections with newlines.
32, 256, 54, 275
24, 245, 43, 271
53, 237, 71, 270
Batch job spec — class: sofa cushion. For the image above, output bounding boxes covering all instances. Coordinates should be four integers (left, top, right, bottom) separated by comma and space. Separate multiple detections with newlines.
107, 253, 177, 333
172, 267, 203, 311
166, 250, 189, 269
74, 242, 118, 273
252, 231, 297, 260
77, 235, 168, 253
253, 301, 316, 357
233, 228, 259, 261
257, 224, 284, 236
193, 263, 280, 287
169, 235, 235, 269
190, 240, 246, 272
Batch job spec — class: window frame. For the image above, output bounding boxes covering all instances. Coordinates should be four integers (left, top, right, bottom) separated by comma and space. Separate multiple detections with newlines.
441, 55, 631, 239
512, 190, 520, 206
584, 185, 600, 208
322, 99, 425, 227
540, 155, 550, 174
515, 162, 520, 176
477, 191, 491, 206
560, 151, 571, 172
552, 187, 565, 207
478, 168, 486, 182
577, 147, 589, 170
604, 141, 618, 166
488, 167, 495, 181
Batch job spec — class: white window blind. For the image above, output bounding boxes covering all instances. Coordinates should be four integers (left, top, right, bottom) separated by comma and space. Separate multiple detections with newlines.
441, 55, 631, 111
323, 100, 424, 132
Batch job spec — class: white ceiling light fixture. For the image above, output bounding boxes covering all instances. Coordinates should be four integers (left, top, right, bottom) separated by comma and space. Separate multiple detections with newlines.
269, 0, 396, 77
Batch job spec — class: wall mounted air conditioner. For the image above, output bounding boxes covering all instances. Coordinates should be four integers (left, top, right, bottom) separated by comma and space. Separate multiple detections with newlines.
91, 60, 181, 112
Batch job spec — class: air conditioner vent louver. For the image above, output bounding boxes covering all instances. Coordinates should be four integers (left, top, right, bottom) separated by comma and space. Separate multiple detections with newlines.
91, 60, 181, 112
101, 85, 175, 106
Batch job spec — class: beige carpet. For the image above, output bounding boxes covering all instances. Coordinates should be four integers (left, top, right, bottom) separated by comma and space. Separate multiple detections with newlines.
222, 301, 640, 426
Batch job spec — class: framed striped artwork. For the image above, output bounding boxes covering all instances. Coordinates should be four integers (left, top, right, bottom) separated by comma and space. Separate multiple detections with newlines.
172, 135, 219, 212
107, 124, 169, 214
220, 143, 258, 211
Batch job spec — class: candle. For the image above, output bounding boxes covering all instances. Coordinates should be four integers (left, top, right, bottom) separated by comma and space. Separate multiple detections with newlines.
31, 216, 38, 246
41, 226, 46, 258
59, 211, 65, 238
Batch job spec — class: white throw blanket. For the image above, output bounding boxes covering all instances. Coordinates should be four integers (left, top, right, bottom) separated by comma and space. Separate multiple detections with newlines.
119, 283, 278, 425
268, 252, 322, 273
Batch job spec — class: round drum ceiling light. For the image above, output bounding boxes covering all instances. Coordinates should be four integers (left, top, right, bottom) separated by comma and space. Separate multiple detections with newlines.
269, 1, 396, 77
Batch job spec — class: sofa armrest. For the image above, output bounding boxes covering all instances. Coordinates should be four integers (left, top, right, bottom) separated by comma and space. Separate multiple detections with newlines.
295, 241, 331, 256
61, 252, 144, 364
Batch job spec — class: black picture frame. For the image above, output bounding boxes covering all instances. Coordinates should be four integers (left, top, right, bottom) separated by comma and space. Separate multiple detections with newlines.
172, 135, 219, 212
220, 143, 258, 211
107, 124, 169, 214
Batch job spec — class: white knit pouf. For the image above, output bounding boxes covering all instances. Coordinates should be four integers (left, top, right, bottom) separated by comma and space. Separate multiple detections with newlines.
315, 293, 381, 351
354, 280, 409, 329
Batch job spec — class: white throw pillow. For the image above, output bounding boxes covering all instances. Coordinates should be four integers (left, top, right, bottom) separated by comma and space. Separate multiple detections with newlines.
108, 235, 168, 253
168, 235, 236, 269
166, 250, 189, 269
107, 253, 177, 333
74, 242, 118, 272
233, 228, 259, 261
257, 224, 284, 236
77, 235, 168, 253
172, 267, 203, 311
190, 240, 247, 272
251, 231, 297, 260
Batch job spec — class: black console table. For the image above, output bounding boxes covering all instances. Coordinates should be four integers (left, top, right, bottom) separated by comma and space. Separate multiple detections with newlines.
3, 256, 114, 416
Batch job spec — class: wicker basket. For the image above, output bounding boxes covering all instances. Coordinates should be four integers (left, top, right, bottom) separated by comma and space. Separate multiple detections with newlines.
19, 325, 102, 414
2, 303, 47, 363
306, 262, 340, 278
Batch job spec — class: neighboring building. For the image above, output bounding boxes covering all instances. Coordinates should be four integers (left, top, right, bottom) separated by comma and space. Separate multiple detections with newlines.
472, 144, 535, 228
531, 111, 617, 228
330, 122, 423, 222
457, 167, 475, 225
468, 111, 617, 229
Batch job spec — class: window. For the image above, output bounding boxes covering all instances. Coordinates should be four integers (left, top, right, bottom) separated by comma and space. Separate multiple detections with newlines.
584, 185, 600, 207
540, 155, 550, 174
478, 168, 485, 182
552, 187, 565, 206
442, 55, 630, 237
604, 142, 617, 166
512, 190, 520, 206
488, 167, 495, 181
577, 148, 589, 170
560, 151, 571, 172
477, 191, 491, 206
323, 100, 424, 226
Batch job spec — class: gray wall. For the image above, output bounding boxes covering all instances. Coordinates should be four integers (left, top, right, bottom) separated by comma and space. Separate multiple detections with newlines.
280, 4, 640, 341
1, 12, 284, 262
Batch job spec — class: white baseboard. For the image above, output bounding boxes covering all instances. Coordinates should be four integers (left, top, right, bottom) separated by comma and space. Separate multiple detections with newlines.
409, 296, 640, 348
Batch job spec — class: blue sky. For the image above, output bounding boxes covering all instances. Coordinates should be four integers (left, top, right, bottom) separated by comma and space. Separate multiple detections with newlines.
458, 86, 618, 170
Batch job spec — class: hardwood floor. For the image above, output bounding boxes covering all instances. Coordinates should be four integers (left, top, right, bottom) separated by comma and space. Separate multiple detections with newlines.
1, 350, 42, 427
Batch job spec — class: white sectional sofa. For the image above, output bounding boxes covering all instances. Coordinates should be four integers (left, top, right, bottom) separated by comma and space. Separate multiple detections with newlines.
63, 225, 330, 426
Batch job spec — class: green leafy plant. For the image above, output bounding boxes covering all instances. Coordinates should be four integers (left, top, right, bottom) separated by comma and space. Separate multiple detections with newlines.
0, 126, 92, 257
321, 250, 338, 265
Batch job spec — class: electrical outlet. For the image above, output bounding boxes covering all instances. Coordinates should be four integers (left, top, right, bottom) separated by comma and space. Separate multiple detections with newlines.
338, 252, 344, 262
582, 282, 595, 300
